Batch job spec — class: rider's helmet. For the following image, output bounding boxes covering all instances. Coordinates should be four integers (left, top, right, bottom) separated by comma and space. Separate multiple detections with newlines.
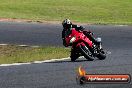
62, 19, 72, 29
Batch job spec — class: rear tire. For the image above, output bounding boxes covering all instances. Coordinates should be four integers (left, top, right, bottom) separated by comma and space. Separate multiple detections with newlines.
70, 55, 78, 62
70, 49, 79, 62
79, 45, 94, 61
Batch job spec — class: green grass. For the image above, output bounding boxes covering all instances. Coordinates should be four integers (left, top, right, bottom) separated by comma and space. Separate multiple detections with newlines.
0, 0, 132, 24
0, 45, 70, 64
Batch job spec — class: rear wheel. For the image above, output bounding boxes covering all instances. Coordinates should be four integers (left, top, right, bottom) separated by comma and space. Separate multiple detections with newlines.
79, 45, 94, 61
70, 49, 79, 62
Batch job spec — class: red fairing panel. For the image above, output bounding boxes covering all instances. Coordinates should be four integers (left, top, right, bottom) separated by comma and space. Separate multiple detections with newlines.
65, 28, 93, 47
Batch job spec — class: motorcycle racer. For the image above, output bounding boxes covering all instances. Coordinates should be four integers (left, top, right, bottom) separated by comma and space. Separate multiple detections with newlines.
62, 19, 106, 61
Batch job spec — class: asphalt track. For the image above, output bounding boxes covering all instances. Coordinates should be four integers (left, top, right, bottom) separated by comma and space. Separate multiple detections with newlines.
0, 22, 132, 88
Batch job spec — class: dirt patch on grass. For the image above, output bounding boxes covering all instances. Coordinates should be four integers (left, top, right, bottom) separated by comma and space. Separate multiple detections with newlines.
0, 18, 92, 25
0, 18, 61, 24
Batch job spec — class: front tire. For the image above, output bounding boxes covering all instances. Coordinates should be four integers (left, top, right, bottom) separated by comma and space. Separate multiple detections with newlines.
79, 45, 94, 61
97, 50, 106, 60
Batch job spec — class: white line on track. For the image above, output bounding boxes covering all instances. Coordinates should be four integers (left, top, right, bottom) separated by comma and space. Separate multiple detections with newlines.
0, 44, 40, 47
0, 63, 31, 67
115, 25, 128, 27
0, 57, 70, 67
18, 45, 29, 47
0, 44, 8, 46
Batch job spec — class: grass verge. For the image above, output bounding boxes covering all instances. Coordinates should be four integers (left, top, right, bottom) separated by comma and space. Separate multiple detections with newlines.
0, 0, 132, 24
0, 45, 70, 64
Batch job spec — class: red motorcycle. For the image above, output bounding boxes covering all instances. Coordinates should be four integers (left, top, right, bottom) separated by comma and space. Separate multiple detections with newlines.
65, 28, 106, 61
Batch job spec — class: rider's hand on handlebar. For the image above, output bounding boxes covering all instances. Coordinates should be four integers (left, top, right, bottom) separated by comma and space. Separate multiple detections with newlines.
80, 26, 85, 30
87, 31, 94, 35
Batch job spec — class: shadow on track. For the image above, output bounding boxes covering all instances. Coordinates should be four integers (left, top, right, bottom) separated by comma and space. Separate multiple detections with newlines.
45, 59, 93, 63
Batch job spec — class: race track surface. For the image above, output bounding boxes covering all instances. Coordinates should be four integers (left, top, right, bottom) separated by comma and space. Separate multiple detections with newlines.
0, 22, 63, 46
0, 22, 132, 88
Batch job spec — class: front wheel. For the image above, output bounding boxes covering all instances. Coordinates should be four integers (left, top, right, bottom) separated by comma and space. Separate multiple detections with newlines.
79, 45, 94, 61
97, 50, 106, 60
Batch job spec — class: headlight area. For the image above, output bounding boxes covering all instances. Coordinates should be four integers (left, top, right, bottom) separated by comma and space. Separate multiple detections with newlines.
70, 37, 76, 44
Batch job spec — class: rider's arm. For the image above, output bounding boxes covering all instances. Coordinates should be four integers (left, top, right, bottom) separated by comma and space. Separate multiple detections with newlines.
72, 24, 93, 35
72, 24, 85, 31
62, 30, 68, 47
62, 29, 65, 39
